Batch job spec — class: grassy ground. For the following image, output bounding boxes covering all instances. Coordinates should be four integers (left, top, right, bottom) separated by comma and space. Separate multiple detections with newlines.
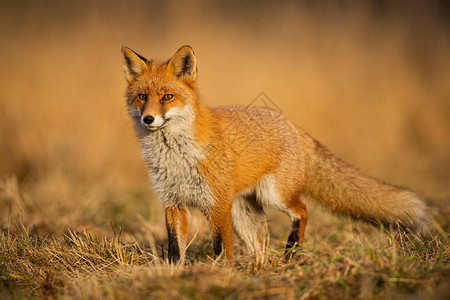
0, 175, 449, 299
1, 1, 449, 299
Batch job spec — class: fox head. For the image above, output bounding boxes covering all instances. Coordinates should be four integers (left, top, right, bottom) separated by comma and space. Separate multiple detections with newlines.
121, 46, 198, 133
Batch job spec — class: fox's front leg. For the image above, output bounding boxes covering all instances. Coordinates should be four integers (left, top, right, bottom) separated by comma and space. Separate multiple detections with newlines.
165, 205, 189, 264
208, 205, 234, 260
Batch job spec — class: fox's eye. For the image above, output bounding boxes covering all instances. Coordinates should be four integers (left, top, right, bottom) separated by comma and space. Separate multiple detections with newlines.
163, 94, 173, 101
138, 94, 147, 101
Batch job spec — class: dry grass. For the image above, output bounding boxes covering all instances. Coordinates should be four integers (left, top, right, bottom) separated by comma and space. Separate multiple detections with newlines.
1, 0, 449, 299
1, 175, 448, 299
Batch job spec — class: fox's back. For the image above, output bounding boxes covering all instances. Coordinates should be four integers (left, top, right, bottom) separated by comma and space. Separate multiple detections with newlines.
208, 105, 308, 193
211, 105, 301, 150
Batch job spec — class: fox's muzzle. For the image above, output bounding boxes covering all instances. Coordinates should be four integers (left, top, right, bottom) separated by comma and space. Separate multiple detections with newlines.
141, 114, 165, 130
142, 115, 154, 125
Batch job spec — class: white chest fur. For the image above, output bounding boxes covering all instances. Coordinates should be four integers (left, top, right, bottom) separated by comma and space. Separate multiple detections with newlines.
139, 127, 214, 211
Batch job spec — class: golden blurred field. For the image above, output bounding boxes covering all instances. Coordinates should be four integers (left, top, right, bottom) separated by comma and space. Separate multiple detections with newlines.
0, 0, 449, 298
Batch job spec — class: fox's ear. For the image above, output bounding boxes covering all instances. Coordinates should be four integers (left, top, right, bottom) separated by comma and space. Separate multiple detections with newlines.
167, 45, 197, 84
121, 46, 148, 84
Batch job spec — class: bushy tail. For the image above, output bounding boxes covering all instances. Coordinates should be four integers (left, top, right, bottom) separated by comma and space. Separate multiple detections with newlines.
303, 140, 431, 233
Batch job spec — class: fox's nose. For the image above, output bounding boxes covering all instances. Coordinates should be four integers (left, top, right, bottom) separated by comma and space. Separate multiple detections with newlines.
143, 115, 155, 125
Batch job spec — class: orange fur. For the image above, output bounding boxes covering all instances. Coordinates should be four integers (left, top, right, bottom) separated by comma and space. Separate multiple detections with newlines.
121, 45, 431, 263
165, 205, 189, 263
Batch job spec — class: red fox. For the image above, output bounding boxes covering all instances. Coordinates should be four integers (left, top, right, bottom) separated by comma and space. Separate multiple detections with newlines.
121, 45, 430, 263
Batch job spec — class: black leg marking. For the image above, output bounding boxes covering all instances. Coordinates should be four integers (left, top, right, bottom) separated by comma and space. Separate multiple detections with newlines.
167, 226, 180, 264
213, 232, 223, 257
285, 219, 301, 251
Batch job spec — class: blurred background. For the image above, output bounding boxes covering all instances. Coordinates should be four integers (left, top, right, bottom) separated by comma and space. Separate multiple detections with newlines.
0, 0, 449, 243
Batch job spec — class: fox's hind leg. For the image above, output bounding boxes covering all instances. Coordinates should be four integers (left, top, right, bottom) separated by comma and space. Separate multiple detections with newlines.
231, 192, 268, 255
284, 196, 308, 253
